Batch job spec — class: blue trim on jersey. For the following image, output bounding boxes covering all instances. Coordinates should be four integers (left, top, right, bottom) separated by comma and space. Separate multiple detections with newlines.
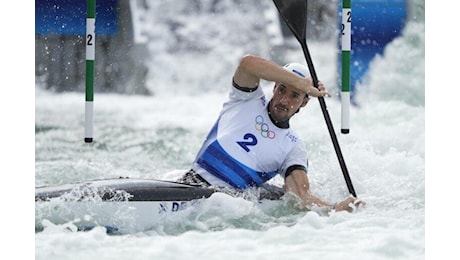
197, 141, 278, 189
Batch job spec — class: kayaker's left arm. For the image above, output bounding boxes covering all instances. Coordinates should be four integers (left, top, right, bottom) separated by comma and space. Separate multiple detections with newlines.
284, 169, 362, 212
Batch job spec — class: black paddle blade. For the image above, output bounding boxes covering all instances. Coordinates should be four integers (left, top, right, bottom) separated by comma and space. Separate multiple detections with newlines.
273, 0, 307, 42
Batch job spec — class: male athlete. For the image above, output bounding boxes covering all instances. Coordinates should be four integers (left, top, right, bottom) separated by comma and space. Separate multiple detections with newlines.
179, 54, 364, 213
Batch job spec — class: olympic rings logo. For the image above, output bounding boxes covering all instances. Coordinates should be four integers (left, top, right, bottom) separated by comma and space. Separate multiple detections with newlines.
255, 115, 275, 139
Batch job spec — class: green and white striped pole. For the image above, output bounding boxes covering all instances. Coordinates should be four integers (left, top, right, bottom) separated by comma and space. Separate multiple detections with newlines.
341, 0, 351, 134
85, 0, 95, 143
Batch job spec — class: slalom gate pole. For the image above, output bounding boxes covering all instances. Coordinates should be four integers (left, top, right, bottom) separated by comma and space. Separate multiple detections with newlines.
85, 0, 95, 143
341, 0, 351, 134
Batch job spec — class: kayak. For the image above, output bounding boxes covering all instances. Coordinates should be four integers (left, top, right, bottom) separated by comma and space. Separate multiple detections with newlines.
35, 177, 284, 233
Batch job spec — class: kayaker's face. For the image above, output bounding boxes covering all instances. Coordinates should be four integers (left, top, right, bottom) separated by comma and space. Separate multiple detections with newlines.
269, 83, 309, 122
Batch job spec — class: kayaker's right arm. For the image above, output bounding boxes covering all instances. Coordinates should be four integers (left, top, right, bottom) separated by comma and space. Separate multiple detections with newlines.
232, 54, 329, 97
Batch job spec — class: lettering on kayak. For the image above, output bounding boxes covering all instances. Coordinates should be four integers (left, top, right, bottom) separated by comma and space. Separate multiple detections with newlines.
172, 202, 180, 211
158, 201, 188, 213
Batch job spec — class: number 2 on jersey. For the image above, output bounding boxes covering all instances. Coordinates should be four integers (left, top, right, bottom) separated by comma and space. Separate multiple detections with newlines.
237, 133, 257, 152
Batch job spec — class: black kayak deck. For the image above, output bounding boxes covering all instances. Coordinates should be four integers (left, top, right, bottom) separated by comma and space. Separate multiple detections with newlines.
36, 177, 286, 202
35, 178, 217, 202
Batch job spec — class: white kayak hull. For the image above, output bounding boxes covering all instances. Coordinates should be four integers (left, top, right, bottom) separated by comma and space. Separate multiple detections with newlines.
35, 177, 285, 233
35, 178, 216, 233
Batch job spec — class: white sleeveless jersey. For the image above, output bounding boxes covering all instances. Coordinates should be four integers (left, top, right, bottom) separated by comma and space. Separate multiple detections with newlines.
192, 84, 308, 189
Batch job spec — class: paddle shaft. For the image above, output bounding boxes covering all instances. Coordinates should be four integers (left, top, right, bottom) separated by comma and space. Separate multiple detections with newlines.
300, 43, 357, 197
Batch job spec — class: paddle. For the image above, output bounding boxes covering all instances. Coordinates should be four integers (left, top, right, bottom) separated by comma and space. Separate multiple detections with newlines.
273, 0, 357, 197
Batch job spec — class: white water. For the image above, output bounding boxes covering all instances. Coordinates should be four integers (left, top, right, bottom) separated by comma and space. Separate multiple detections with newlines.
5, 0, 448, 259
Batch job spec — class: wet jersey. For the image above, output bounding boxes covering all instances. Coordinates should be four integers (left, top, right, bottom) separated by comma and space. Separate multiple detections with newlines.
191, 83, 308, 189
